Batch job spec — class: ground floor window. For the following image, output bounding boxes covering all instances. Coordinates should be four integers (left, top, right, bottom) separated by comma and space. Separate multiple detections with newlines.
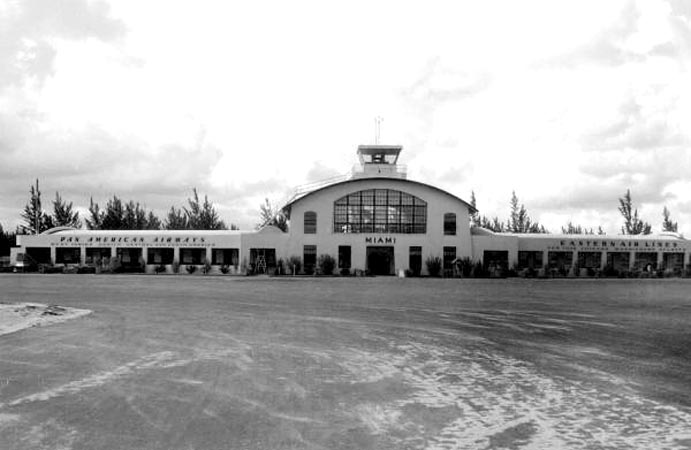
56, 247, 81, 264
116, 248, 143, 266
86, 248, 112, 264
484, 250, 509, 271
663, 253, 684, 271
212, 248, 239, 266
547, 251, 573, 274
180, 248, 205, 265
338, 246, 351, 269
517, 251, 543, 270
443, 246, 456, 277
409, 246, 422, 276
634, 252, 657, 270
577, 251, 602, 269
303, 245, 317, 274
25, 247, 51, 265
249, 248, 276, 274
147, 248, 174, 265
606, 252, 630, 272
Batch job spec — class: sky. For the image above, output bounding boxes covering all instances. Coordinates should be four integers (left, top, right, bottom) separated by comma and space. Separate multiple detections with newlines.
1, 0, 690, 234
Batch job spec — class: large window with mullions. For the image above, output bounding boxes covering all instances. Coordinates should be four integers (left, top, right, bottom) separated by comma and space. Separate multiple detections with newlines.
333, 189, 427, 233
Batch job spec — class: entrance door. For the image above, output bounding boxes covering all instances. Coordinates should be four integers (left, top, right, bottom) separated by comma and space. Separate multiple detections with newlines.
367, 246, 394, 275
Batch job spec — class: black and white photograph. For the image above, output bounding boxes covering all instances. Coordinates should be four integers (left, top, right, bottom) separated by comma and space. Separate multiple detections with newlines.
1, 1, 690, 448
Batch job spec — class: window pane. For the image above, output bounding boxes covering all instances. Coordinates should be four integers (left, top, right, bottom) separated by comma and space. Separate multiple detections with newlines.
443, 213, 456, 235
304, 211, 317, 234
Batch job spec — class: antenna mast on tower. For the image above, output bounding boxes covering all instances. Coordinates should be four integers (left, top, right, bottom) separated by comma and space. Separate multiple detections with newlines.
374, 116, 383, 144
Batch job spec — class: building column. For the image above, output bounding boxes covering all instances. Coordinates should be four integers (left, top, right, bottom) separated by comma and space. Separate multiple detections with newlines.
173, 247, 180, 264
600, 251, 607, 270
629, 251, 636, 270
205, 248, 212, 264
542, 250, 549, 269
571, 251, 579, 272
80, 248, 86, 265
50, 247, 56, 265
657, 251, 664, 269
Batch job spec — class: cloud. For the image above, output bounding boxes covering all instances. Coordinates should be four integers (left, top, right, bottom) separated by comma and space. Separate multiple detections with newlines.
0, 0, 125, 88
582, 96, 689, 152
539, 1, 641, 68
401, 58, 492, 112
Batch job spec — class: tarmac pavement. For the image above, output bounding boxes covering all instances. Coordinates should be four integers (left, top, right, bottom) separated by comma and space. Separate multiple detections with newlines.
0, 275, 690, 449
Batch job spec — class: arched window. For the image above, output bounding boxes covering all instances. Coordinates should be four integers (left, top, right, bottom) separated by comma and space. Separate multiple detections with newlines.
304, 211, 317, 234
333, 189, 427, 234
443, 213, 456, 235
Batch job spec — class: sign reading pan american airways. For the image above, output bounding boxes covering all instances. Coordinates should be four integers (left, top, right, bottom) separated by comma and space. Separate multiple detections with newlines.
53, 236, 213, 248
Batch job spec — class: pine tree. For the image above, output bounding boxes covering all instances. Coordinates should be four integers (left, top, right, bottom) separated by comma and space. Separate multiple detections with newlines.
20, 179, 52, 234
506, 191, 547, 233
470, 191, 481, 227
618, 189, 651, 235
87, 196, 161, 230
0, 223, 17, 257
86, 197, 103, 230
101, 196, 125, 229
561, 222, 595, 234
257, 198, 288, 232
51, 192, 82, 228
164, 206, 189, 230
146, 211, 162, 230
184, 188, 227, 230
662, 206, 678, 232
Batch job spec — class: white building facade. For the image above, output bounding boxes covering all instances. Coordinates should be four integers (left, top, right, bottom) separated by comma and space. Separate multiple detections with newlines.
11, 145, 691, 276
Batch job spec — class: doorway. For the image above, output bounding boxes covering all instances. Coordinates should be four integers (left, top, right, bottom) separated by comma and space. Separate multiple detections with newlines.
367, 246, 394, 275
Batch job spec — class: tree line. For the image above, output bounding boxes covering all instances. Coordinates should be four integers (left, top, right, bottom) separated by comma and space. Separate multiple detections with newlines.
469, 189, 680, 235
16, 179, 236, 235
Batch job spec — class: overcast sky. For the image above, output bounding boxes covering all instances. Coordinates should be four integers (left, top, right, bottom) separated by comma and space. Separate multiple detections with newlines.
1, 0, 690, 234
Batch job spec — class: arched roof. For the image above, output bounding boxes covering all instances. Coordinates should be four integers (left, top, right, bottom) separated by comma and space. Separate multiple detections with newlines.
40, 226, 81, 235
283, 177, 477, 214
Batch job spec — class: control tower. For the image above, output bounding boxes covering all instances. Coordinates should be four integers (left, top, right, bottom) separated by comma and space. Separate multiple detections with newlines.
351, 145, 407, 179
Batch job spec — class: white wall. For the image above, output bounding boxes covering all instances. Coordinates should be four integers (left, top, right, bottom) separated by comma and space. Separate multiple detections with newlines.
285, 178, 473, 274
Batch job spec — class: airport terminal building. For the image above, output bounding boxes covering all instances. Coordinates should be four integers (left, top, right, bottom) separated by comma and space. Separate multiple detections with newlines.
11, 145, 691, 276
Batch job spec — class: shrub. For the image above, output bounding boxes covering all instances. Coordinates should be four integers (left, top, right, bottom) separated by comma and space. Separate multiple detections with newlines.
220, 264, 230, 274
107, 257, 121, 273
603, 264, 617, 277
339, 268, 351, 277
201, 259, 212, 274
456, 257, 474, 277
155, 264, 167, 274
317, 254, 336, 275
276, 258, 285, 275
472, 261, 486, 278
185, 265, 197, 274
425, 256, 442, 277
288, 255, 302, 275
